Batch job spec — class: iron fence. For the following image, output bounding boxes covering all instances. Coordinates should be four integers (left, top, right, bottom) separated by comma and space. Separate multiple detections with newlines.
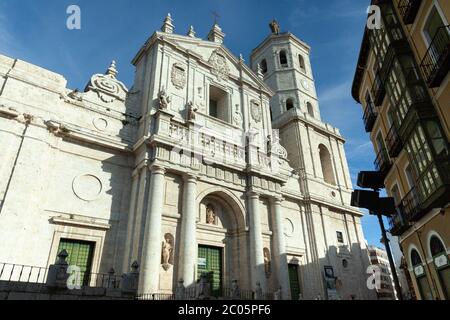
0, 262, 123, 289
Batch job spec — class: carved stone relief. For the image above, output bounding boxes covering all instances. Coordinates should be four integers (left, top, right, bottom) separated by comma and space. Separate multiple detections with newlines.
209, 50, 229, 81
171, 64, 186, 90
250, 100, 262, 123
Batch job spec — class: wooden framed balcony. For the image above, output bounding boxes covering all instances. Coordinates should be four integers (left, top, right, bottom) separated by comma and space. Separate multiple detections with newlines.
421, 25, 450, 88
398, 0, 422, 25
374, 148, 392, 177
386, 125, 403, 158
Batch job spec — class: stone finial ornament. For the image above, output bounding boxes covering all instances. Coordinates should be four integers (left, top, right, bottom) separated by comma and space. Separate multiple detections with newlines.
161, 13, 174, 34
106, 60, 118, 78
187, 25, 196, 38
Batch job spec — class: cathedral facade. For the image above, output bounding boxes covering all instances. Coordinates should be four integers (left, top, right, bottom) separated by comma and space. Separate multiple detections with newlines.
0, 15, 374, 300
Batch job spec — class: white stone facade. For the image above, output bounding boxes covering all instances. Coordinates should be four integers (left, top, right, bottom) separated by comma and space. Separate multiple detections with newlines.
0, 16, 375, 300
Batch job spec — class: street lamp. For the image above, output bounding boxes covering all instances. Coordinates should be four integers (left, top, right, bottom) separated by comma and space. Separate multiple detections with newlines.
351, 171, 404, 301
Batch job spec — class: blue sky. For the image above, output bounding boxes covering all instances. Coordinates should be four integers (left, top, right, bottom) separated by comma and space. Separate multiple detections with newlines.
0, 0, 386, 247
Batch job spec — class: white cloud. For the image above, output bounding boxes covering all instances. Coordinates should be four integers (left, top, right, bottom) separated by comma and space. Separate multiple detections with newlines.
318, 81, 352, 104
0, 10, 17, 56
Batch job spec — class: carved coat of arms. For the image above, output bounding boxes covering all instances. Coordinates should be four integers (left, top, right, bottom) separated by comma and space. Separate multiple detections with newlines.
208, 50, 229, 81
171, 64, 186, 90
250, 100, 262, 123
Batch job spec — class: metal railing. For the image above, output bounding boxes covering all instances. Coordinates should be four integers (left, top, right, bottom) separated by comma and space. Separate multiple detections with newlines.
0, 263, 48, 284
0, 262, 123, 289
420, 25, 450, 87
136, 287, 275, 301
363, 103, 378, 133
374, 148, 392, 174
398, 0, 422, 25
401, 186, 422, 222
389, 209, 409, 236
372, 74, 386, 106
386, 125, 402, 158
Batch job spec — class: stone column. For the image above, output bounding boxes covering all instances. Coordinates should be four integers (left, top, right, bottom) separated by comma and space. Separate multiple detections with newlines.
138, 165, 166, 294
123, 171, 139, 270
248, 191, 265, 291
271, 197, 291, 300
179, 174, 198, 287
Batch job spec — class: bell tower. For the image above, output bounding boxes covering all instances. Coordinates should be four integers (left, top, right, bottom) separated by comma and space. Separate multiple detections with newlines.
250, 23, 321, 122
251, 22, 359, 299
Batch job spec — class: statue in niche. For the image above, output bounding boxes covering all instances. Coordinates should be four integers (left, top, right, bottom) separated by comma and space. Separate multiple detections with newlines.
158, 87, 171, 110
161, 233, 174, 271
269, 19, 280, 35
187, 101, 198, 122
206, 204, 216, 225
263, 248, 271, 278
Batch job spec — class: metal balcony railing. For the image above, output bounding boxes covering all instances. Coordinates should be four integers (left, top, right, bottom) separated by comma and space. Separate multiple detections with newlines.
372, 74, 386, 106
374, 148, 392, 176
363, 103, 378, 133
386, 125, 403, 158
401, 186, 422, 222
398, 0, 422, 25
389, 209, 409, 236
421, 25, 450, 87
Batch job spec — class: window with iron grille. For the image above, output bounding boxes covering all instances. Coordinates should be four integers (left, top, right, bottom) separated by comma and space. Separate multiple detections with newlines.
57, 239, 95, 287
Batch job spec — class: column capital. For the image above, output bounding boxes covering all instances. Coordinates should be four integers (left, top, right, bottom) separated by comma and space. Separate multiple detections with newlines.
149, 165, 166, 175
183, 173, 198, 184
271, 196, 285, 205
246, 190, 260, 200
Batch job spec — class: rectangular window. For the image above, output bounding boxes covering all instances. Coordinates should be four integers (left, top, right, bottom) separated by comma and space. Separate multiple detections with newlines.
57, 239, 95, 287
337, 231, 344, 244
209, 85, 229, 122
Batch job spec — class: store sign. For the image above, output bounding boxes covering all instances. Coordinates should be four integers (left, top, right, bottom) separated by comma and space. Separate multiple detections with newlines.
434, 255, 449, 269
414, 265, 425, 277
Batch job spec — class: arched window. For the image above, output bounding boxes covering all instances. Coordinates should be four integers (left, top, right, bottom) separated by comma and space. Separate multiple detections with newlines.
410, 249, 434, 300
307, 102, 314, 118
430, 235, 446, 257
429, 234, 450, 299
260, 59, 268, 74
411, 250, 422, 267
299, 55, 306, 72
319, 144, 336, 185
286, 98, 295, 111
279, 50, 288, 67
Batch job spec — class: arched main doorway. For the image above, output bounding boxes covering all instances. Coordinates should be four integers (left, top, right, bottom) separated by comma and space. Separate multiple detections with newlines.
196, 190, 248, 296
